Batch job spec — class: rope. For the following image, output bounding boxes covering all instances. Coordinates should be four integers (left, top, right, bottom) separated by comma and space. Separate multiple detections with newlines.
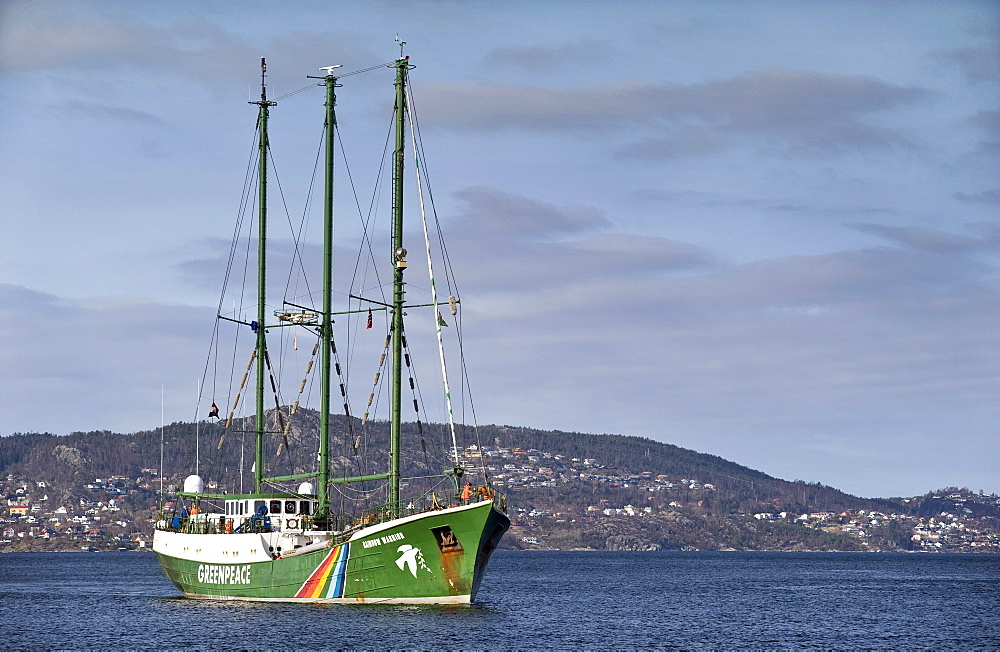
272, 60, 398, 102
279, 131, 323, 317
406, 84, 460, 467
405, 80, 494, 483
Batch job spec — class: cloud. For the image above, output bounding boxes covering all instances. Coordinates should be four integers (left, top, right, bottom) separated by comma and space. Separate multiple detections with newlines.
0, 6, 374, 93
0, 7, 239, 76
420, 192, 1000, 484
3, 182, 998, 496
564, 233, 713, 273
419, 69, 926, 157
487, 39, 613, 71
0, 283, 212, 434
441, 190, 995, 343
617, 129, 726, 159
457, 231, 1000, 497
0, 5, 154, 72
965, 110, 1000, 157
850, 223, 1000, 255
172, 235, 334, 309
51, 101, 166, 126
968, 109, 1000, 134
933, 45, 1000, 84
954, 188, 1000, 205
451, 186, 610, 241
172, 238, 237, 294
439, 188, 713, 296
968, 221, 1000, 245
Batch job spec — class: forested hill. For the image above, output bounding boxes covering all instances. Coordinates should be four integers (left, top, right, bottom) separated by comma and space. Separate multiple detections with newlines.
3, 416, 880, 512
3, 414, 998, 552
480, 423, 910, 512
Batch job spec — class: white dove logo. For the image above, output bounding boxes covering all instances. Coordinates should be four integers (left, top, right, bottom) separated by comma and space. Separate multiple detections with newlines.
395, 544, 429, 577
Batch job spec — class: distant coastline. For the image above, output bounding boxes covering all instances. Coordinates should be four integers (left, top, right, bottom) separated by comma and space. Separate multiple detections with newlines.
3, 423, 998, 554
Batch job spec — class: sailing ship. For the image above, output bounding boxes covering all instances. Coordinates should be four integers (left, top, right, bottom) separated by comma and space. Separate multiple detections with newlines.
152, 55, 509, 603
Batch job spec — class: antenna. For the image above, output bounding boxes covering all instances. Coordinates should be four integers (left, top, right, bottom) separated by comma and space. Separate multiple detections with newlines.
395, 33, 406, 57
251, 57, 276, 108
319, 65, 343, 77
159, 385, 164, 512
260, 57, 267, 102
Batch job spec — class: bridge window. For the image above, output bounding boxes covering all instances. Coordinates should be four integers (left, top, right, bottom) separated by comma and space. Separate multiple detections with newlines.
299, 501, 312, 515
270, 500, 281, 515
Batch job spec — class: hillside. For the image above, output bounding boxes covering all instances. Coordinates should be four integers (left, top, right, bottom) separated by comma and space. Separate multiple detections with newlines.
1, 414, 998, 552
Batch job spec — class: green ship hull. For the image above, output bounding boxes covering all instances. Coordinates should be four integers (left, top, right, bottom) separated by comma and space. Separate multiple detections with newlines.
154, 499, 508, 603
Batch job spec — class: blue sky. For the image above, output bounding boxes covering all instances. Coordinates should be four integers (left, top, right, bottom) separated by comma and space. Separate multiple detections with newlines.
1, 0, 998, 498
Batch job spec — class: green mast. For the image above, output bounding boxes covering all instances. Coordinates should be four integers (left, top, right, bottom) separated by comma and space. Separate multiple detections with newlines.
316, 66, 341, 522
251, 58, 276, 494
389, 56, 409, 517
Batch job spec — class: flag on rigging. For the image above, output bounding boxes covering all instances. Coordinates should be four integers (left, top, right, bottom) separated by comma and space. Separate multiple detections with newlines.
366, 308, 373, 329
209, 403, 219, 418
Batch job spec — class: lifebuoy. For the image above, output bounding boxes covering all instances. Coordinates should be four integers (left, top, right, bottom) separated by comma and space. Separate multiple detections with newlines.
286, 518, 299, 529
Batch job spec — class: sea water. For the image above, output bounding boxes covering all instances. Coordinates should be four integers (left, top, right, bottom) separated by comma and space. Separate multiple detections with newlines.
1, 550, 997, 649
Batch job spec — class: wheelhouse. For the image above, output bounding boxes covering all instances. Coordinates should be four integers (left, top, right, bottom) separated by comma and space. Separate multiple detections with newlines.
222, 495, 317, 519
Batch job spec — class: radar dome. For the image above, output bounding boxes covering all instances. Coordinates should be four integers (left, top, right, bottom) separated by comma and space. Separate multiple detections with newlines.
297, 482, 316, 496
183, 474, 204, 494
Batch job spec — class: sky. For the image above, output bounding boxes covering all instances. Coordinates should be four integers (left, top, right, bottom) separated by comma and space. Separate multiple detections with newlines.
1, 0, 998, 498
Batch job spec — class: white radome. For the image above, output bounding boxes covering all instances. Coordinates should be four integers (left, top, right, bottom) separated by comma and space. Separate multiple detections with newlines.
183, 474, 204, 494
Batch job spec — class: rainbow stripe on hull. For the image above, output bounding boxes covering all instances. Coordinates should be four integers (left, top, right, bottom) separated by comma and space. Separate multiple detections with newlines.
295, 543, 349, 599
